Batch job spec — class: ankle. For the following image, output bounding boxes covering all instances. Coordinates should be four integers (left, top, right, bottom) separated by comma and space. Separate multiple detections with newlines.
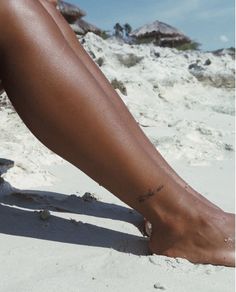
148, 186, 214, 236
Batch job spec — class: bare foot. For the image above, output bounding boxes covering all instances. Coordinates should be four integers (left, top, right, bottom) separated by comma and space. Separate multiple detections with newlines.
148, 201, 235, 266
141, 182, 235, 267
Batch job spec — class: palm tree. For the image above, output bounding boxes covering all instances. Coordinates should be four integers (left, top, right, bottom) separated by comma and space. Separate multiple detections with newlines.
124, 23, 132, 38
113, 23, 124, 38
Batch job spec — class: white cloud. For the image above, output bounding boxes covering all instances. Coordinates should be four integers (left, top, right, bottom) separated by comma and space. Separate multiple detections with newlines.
219, 35, 229, 43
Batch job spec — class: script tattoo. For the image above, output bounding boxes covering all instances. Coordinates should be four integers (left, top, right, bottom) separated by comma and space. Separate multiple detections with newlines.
138, 185, 164, 203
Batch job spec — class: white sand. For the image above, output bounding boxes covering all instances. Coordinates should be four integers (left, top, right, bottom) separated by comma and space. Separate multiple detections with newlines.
0, 33, 235, 291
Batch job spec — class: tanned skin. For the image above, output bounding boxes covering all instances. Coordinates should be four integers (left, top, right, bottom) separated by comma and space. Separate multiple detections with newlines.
0, 0, 234, 266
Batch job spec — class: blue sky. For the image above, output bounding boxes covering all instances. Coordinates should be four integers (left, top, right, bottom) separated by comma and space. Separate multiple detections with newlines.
69, 0, 235, 51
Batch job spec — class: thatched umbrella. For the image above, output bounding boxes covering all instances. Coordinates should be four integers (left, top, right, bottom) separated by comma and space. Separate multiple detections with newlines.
70, 23, 85, 35
72, 19, 102, 35
57, 0, 86, 23
130, 20, 191, 47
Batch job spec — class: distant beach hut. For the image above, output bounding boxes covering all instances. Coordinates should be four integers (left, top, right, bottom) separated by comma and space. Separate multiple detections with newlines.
57, 0, 86, 23
57, 1, 101, 36
130, 20, 191, 47
71, 19, 102, 36
69, 23, 85, 35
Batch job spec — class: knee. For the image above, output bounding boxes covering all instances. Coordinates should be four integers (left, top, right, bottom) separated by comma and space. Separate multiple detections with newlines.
0, 0, 43, 20
38, 0, 58, 9
47, 0, 58, 7
0, 0, 45, 38
0, 1, 27, 23
0, 0, 28, 13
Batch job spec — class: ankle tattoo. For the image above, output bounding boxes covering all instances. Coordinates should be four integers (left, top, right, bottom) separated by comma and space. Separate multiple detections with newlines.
138, 185, 164, 203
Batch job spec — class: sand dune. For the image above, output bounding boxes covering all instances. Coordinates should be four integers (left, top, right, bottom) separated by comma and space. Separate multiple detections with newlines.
0, 33, 234, 291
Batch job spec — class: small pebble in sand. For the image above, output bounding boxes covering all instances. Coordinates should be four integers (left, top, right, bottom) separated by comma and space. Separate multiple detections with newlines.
154, 282, 166, 290
204, 58, 212, 66
224, 144, 234, 151
39, 210, 51, 221
82, 192, 98, 202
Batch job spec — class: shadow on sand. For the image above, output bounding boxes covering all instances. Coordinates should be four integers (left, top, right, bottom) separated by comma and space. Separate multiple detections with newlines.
0, 158, 148, 255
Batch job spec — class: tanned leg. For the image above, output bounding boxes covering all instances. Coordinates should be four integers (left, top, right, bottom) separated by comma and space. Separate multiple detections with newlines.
0, 0, 234, 266
38, 0, 219, 211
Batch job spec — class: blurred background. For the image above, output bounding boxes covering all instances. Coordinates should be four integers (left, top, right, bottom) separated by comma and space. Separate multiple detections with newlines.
66, 0, 235, 51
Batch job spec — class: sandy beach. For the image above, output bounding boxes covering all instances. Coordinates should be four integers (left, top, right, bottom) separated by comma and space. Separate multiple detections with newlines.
0, 33, 235, 291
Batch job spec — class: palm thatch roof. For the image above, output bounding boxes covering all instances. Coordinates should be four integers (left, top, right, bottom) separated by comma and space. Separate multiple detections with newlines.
70, 24, 85, 35
71, 19, 102, 35
57, 0, 86, 23
130, 20, 191, 47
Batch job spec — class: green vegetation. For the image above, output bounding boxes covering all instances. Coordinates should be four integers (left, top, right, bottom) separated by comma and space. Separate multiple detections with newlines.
124, 23, 132, 37
176, 41, 201, 51
117, 53, 143, 68
111, 78, 127, 96
96, 57, 104, 67
113, 23, 132, 39
100, 30, 110, 40
114, 23, 124, 38
134, 36, 157, 44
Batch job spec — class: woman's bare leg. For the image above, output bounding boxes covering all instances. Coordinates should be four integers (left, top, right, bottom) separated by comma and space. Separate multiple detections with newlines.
0, 0, 234, 266
38, 0, 163, 162
38, 0, 219, 212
